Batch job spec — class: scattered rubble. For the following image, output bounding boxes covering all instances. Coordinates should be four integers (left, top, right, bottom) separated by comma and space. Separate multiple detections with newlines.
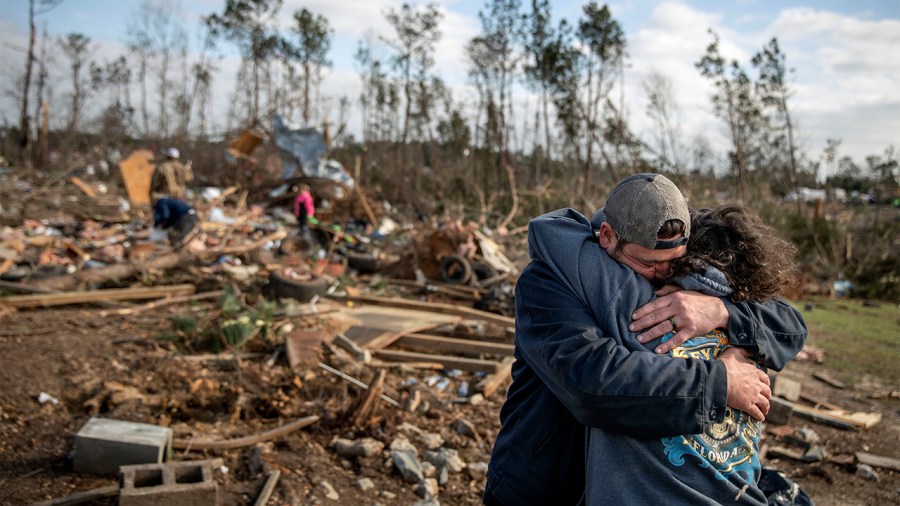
1, 162, 896, 505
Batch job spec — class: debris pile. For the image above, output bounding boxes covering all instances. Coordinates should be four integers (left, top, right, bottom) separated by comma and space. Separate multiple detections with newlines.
0, 159, 522, 504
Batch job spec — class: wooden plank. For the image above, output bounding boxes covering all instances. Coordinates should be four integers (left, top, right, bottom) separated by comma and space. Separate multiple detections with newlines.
68, 176, 96, 198
475, 356, 515, 398
285, 329, 324, 368
386, 278, 481, 300
253, 470, 282, 506
0, 284, 197, 309
334, 293, 514, 327
790, 403, 881, 430
856, 452, 900, 472
118, 149, 155, 205
799, 392, 841, 411
341, 305, 461, 350
396, 333, 514, 357
812, 371, 847, 389
373, 349, 500, 373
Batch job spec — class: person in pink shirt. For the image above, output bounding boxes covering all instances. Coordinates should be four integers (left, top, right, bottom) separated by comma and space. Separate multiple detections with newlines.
293, 184, 315, 233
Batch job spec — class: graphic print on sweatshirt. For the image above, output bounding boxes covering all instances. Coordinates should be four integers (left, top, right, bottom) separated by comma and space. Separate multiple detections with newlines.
659, 330, 762, 483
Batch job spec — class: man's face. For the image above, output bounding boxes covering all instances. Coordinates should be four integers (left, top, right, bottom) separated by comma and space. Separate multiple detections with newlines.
598, 222, 686, 282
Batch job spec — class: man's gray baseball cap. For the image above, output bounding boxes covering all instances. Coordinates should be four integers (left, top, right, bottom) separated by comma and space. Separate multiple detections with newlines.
603, 173, 690, 249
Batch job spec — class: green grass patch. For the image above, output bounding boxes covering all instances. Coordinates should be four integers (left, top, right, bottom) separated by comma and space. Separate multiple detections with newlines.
791, 298, 900, 387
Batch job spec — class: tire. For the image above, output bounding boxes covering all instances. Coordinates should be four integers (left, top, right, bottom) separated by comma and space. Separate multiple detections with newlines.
439, 255, 473, 285
267, 269, 328, 302
471, 262, 497, 282
346, 251, 380, 273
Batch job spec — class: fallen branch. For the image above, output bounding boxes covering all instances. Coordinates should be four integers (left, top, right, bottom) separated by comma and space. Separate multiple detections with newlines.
173, 352, 265, 362
100, 290, 224, 316
173, 415, 319, 451
1, 284, 196, 309
30, 485, 119, 506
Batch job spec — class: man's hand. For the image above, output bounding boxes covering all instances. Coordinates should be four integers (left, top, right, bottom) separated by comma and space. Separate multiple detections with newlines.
631, 286, 730, 353
719, 347, 771, 422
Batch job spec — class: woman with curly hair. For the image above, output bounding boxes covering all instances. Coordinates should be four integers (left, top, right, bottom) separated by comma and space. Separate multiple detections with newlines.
585, 205, 801, 506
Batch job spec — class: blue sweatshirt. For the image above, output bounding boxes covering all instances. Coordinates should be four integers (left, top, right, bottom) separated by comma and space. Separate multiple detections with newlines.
485, 208, 807, 506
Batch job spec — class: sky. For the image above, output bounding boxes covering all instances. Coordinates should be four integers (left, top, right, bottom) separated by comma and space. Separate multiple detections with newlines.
1, 0, 898, 178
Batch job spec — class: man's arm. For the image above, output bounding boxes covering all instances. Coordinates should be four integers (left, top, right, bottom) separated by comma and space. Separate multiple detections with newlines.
515, 261, 735, 438
630, 288, 807, 370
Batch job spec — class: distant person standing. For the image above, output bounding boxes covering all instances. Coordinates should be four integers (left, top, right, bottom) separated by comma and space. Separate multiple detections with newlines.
151, 147, 193, 199
293, 184, 315, 234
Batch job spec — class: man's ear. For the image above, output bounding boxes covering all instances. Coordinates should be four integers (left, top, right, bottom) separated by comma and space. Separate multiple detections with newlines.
597, 222, 615, 249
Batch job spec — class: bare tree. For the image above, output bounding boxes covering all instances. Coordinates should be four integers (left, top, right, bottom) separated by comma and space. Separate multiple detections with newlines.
33, 22, 52, 170
18, 0, 63, 164
642, 70, 683, 172
289, 8, 333, 124
57, 32, 94, 135
382, 2, 443, 147
382, 2, 443, 201
575, 1, 625, 185
696, 30, 763, 203
523, 0, 562, 181
475, 0, 525, 160
205, 0, 284, 126
753, 37, 801, 204
126, 4, 154, 137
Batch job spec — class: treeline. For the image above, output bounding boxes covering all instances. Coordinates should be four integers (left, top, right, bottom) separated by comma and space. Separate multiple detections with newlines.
4, 0, 898, 298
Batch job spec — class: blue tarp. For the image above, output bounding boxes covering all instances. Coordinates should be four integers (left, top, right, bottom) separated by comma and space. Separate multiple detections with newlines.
272, 115, 354, 188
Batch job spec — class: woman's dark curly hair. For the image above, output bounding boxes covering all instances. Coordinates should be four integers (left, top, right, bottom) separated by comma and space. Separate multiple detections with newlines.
669, 205, 798, 302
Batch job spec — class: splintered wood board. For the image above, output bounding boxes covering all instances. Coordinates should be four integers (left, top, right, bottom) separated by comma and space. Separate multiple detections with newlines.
342, 305, 462, 350
119, 149, 155, 205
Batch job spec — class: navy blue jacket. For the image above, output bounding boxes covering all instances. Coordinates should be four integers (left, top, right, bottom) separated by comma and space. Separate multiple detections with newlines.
153, 198, 193, 229
485, 209, 807, 505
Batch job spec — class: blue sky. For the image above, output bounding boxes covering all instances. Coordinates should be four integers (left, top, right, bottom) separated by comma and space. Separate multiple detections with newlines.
1, 0, 898, 174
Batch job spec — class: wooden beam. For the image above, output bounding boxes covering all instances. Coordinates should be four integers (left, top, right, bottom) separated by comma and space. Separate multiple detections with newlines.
396, 333, 514, 357
1, 284, 197, 309
856, 452, 900, 472
373, 349, 500, 373
253, 470, 282, 506
790, 403, 881, 430
475, 356, 515, 397
69, 176, 97, 198
334, 294, 514, 327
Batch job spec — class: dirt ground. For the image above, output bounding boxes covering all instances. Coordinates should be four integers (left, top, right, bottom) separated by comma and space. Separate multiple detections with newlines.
0, 301, 897, 506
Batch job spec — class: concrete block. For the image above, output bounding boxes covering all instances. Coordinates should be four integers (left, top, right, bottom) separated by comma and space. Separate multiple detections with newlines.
73, 417, 173, 475
120, 460, 218, 506
767, 397, 794, 426
773, 376, 802, 402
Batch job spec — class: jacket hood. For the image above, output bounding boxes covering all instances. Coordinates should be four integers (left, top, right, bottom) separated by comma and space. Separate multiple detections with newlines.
671, 264, 733, 297
527, 208, 641, 313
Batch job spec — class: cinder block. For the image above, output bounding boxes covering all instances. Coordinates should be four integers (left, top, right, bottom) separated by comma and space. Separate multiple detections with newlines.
772, 376, 802, 402
120, 460, 218, 506
73, 417, 173, 475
